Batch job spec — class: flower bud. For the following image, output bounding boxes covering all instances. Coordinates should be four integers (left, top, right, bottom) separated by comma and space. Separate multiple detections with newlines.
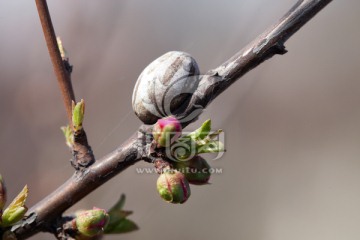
174, 156, 211, 185
75, 208, 109, 237
157, 170, 191, 204
0, 175, 6, 211
153, 116, 182, 148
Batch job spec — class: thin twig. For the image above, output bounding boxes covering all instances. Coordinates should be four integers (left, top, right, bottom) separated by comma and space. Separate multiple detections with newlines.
36, 0, 95, 170
14, 0, 332, 238
35, 0, 75, 124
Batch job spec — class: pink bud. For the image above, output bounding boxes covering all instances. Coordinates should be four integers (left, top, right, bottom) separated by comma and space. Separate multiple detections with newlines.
153, 116, 182, 147
75, 207, 109, 237
157, 170, 191, 204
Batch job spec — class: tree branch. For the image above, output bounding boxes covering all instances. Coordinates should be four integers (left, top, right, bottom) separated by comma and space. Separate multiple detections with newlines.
14, 0, 332, 238
36, 0, 95, 170
12, 133, 142, 239
178, 0, 332, 126
35, 0, 75, 124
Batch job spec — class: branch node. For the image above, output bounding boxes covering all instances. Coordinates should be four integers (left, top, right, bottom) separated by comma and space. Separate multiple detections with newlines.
71, 130, 95, 171
273, 42, 288, 55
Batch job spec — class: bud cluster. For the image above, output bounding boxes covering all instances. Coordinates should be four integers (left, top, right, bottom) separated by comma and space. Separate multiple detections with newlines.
152, 117, 224, 204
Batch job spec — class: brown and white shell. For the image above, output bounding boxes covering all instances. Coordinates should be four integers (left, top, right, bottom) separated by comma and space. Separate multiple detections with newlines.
132, 51, 200, 124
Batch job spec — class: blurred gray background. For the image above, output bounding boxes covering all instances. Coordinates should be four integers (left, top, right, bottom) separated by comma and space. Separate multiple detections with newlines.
1, 0, 360, 239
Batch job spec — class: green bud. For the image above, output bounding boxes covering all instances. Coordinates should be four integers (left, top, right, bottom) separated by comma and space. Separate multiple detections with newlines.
75, 207, 109, 237
57, 36, 68, 60
174, 156, 211, 185
196, 139, 224, 154
174, 119, 225, 158
72, 99, 85, 132
157, 170, 191, 204
0, 175, 6, 211
186, 119, 211, 140
61, 125, 74, 148
1, 185, 28, 227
